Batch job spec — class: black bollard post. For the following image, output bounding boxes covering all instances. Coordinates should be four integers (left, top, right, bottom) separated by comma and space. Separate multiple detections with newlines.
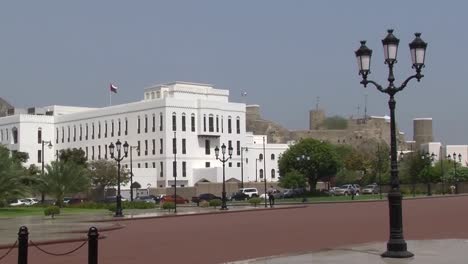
88, 227, 99, 264
18, 226, 28, 264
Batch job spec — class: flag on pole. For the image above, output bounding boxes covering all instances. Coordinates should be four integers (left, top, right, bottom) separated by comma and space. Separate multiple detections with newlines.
110, 83, 118, 93
241, 91, 247, 96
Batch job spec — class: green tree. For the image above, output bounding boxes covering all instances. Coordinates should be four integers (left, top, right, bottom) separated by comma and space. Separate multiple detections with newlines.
278, 169, 307, 189
11, 151, 29, 164
278, 139, 339, 191
59, 148, 87, 167
0, 145, 28, 203
88, 160, 129, 200
42, 161, 90, 207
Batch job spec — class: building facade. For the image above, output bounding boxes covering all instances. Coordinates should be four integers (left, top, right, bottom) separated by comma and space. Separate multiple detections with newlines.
0, 82, 288, 192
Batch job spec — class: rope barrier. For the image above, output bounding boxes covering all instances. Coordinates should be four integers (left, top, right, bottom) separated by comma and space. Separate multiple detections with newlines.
0, 241, 17, 262
29, 239, 88, 256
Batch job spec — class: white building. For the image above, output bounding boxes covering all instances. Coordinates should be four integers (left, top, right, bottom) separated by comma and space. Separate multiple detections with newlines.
0, 82, 288, 191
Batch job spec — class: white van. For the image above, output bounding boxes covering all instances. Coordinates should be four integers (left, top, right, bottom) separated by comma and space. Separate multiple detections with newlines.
239, 188, 259, 198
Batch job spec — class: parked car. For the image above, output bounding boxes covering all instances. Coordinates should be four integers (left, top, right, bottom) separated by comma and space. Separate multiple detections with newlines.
259, 189, 284, 199
101, 196, 128, 203
63, 197, 86, 205
362, 184, 379, 194
334, 184, 361, 196
282, 189, 296, 198
9, 199, 30, 206
135, 196, 157, 203
229, 191, 250, 201
238, 188, 259, 198
24, 198, 39, 205
160, 195, 189, 204
191, 193, 222, 204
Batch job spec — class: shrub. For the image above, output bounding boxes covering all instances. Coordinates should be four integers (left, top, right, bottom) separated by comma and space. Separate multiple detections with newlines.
209, 199, 222, 208
161, 202, 175, 211
248, 197, 262, 207
122, 201, 156, 209
69, 202, 109, 209
199, 200, 209, 208
44, 206, 60, 219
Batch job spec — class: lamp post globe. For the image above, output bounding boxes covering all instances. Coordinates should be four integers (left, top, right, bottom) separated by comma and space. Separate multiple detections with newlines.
355, 30, 427, 258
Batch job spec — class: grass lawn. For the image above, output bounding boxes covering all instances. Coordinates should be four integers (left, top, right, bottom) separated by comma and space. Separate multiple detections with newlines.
0, 207, 109, 218
282, 194, 383, 203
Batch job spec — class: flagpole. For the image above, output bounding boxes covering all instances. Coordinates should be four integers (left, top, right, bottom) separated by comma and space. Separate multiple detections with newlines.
109, 89, 112, 106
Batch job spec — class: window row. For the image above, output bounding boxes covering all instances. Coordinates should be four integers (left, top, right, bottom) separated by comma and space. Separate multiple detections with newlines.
56, 119, 130, 144
203, 140, 242, 156
257, 153, 276, 160
200, 115, 241, 134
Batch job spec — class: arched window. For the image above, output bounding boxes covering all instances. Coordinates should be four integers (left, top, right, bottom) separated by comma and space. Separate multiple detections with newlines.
228, 116, 232, 133
137, 116, 141, 134
191, 113, 195, 132
172, 112, 177, 131
12, 127, 18, 144
236, 117, 240, 134
271, 154, 275, 160
159, 113, 163, 131
271, 169, 276, 179
181, 113, 186, 131
208, 114, 214, 132
259, 154, 263, 160
259, 169, 264, 179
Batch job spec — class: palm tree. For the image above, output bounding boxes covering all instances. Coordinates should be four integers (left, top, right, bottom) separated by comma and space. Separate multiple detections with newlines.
43, 160, 90, 207
0, 146, 28, 203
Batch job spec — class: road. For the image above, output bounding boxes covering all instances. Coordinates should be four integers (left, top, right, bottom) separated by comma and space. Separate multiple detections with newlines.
1, 195, 468, 264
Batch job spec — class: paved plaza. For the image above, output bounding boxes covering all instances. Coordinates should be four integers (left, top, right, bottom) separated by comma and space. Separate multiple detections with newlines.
0, 196, 468, 263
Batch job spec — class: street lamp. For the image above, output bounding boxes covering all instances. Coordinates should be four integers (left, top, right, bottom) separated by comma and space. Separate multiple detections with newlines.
129, 145, 139, 202
296, 154, 310, 202
262, 136, 267, 208
41, 140, 53, 203
421, 152, 436, 196
240, 147, 248, 188
447, 153, 462, 194
355, 29, 427, 258
109, 139, 129, 217
173, 131, 177, 213
215, 143, 233, 210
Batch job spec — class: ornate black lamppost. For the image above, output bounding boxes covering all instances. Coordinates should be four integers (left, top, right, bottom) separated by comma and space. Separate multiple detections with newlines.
421, 152, 436, 196
215, 143, 233, 210
173, 131, 177, 213
262, 137, 267, 208
41, 140, 53, 203
109, 139, 129, 217
355, 29, 427, 258
296, 154, 310, 202
240, 147, 248, 188
447, 153, 462, 194
129, 145, 139, 201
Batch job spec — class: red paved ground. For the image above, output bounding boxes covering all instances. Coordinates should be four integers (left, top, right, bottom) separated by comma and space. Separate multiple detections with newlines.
1, 196, 468, 264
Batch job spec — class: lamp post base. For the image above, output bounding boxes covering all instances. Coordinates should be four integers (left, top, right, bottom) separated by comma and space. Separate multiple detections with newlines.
382, 240, 414, 258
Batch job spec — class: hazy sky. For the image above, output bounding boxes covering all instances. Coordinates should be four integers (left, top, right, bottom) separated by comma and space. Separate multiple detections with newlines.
1, 1, 466, 144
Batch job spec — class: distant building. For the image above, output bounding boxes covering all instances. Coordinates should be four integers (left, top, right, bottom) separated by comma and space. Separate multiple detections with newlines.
0, 82, 288, 191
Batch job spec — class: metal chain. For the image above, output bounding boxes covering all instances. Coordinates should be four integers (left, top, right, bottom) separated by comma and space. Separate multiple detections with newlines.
0, 241, 18, 262
29, 239, 87, 256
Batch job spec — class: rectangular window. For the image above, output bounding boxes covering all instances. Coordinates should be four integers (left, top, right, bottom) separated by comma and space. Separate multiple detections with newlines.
38, 129, 42, 144
62, 127, 64, 143
182, 115, 186, 131
92, 146, 95, 160
229, 162, 232, 167
237, 162, 241, 167
172, 115, 176, 131
152, 139, 156, 155
137, 163, 141, 168
104, 122, 107, 138
56, 128, 59, 143
182, 161, 186, 177
145, 116, 148, 133
91, 123, 94, 139
152, 115, 155, 132
228, 140, 232, 152
38, 150, 42, 163
73, 126, 76, 142
105, 144, 107, 159
137, 141, 141, 156
145, 163, 148, 168
173, 161, 177, 177
216, 117, 219, 132
236, 118, 240, 134
159, 114, 163, 131
152, 162, 156, 168
172, 138, 177, 154
111, 121, 114, 137
205, 162, 210, 168
98, 145, 101, 159
160, 162, 164, 177
221, 118, 224, 133
67, 126, 70, 142
160, 138, 163, 154
86, 124, 88, 140
137, 118, 141, 134
203, 115, 206, 132
205, 140, 210, 155
228, 119, 232, 134
145, 140, 148, 156
209, 116, 214, 132
182, 139, 186, 154
118, 120, 121, 136
191, 115, 195, 132
98, 123, 101, 139
125, 119, 128, 135
85, 147, 88, 159
237, 141, 240, 155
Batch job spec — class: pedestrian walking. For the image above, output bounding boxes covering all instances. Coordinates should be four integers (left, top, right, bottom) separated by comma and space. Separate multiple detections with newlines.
268, 186, 275, 207
351, 186, 356, 200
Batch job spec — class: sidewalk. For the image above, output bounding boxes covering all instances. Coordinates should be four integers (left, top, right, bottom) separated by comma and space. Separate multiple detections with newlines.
233, 239, 468, 264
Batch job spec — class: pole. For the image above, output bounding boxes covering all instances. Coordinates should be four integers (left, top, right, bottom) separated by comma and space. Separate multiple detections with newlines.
88, 227, 99, 264
240, 148, 244, 188
115, 159, 123, 217
174, 131, 177, 213
41, 141, 45, 203
18, 226, 28, 264
378, 144, 382, 200
130, 148, 133, 202
263, 137, 267, 208
222, 156, 227, 210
